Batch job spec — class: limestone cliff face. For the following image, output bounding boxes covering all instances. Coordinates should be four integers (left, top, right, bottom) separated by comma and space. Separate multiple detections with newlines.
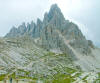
5, 19, 43, 38
40, 4, 93, 55
5, 4, 94, 55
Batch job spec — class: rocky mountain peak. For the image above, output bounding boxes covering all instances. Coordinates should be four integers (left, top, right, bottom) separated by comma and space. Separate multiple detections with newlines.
30, 21, 36, 27
22, 22, 26, 27
10, 26, 17, 32
49, 4, 62, 15
5, 4, 94, 55
1, 4, 100, 82
43, 4, 65, 26
37, 18, 42, 25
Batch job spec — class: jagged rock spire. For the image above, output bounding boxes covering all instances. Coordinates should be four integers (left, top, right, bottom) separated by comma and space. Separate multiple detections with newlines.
48, 4, 63, 18
5, 4, 93, 55
43, 4, 65, 28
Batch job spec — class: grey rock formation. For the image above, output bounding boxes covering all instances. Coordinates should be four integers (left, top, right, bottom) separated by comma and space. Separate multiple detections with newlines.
40, 4, 93, 55
5, 19, 43, 38
5, 4, 94, 55
5, 26, 18, 37
1, 4, 100, 82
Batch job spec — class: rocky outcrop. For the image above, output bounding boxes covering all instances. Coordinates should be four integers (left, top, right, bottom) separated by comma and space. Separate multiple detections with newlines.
5, 4, 94, 55
1, 4, 100, 81
40, 4, 93, 55
5, 19, 43, 38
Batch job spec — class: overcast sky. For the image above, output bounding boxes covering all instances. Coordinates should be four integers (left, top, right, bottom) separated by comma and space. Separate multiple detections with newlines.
0, 0, 100, 46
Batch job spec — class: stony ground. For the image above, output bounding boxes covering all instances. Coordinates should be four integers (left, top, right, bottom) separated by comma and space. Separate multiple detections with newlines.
0, 37, 100, 83
0, 71, 100, 83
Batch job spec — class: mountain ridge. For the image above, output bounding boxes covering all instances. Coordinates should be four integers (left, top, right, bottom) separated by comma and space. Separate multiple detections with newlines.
0, 4, 100, 83
5, 4, 94, 55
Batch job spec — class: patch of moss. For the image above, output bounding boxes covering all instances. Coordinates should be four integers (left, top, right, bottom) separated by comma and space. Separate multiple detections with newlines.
44, 73, 75, 83
94, 79, 100, 83
46, 52, 55, 56
73, 72, 81, 78
82, 75, 88, 80
64, 67, 77, 74
0, 74, 6, 81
